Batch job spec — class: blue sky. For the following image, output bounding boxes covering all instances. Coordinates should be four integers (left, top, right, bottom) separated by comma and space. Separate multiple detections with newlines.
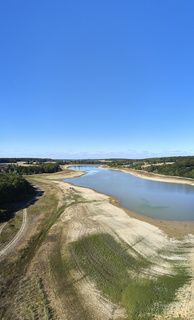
0, 0, 194, 159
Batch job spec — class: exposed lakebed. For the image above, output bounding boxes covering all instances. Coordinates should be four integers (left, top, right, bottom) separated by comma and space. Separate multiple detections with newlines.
64, 166, 194, 221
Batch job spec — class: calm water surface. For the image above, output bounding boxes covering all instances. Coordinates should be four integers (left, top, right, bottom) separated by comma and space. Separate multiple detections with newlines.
64, 166, 194, 221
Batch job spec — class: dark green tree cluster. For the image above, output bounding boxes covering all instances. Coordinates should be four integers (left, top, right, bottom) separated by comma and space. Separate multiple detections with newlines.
107, 156, 194, 179
144, 159, 194, 179
108, 159, 134, 167
56, 159, 106, 165
0, 158, 17, 163
0, 157, 52, 164
5, 163, 61, 175
0, 173, 35, 221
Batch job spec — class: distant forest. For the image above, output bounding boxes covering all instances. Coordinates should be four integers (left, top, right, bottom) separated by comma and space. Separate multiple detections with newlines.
0, 158, 106, 165
0, 158, 104, 165
2, 163, 61, 175
143, 160, 194, 179
0, 158, 52, 164
108, 156, 194, 179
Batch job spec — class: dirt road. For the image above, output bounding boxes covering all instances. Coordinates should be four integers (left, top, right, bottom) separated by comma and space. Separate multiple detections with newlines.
0, 222, 8, 235
0, 208, 27, 260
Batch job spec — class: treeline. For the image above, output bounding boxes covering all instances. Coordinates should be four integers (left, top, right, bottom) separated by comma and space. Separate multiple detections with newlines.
107, 156, 194, 179
56, 159, 105, 165
108, 159, 134, 167
144, 159, 194, 179
141, 155, 194, 164
108, 156, 194, 167
0, 173, 35, 221
0, 158, 52, 164
0, 158, 107, 165
4, 163, 61, 175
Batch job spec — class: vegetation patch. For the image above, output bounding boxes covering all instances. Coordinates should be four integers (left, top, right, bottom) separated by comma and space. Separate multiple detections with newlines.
18, 204, 66, 262
10, 275, 55, 320
48, 224, 92, 320
0, 179, 66, 319
0, 210, 23, 245
3, 162, 61, 175
108, 156, 194, 179
0, 173, 36, 222
71, 233, 191, 320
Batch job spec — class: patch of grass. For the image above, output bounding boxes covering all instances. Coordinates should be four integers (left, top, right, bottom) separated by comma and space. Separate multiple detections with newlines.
35, 276, 55, 319
49, 227, 91, 320
11, 276, 55, 320
0, 210, 23, 245
19, 204, 66, 261
71, 233, 191, 320
17, 184, 87, 262
0, 179, 67, 319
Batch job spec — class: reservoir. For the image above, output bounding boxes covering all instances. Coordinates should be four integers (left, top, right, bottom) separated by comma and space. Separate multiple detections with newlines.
64, 166, 194, 221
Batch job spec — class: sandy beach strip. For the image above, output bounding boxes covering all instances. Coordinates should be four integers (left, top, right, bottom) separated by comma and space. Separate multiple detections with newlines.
101, 165, 194, 186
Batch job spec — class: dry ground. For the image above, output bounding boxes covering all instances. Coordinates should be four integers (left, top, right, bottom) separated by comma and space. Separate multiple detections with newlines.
0, 168, 194, 319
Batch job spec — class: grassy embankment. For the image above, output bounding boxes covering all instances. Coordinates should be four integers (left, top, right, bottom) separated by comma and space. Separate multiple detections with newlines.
0, 209, 23, 246
71, 233, 191, 320
0, 176, 67, 320
1, 175, 95, 320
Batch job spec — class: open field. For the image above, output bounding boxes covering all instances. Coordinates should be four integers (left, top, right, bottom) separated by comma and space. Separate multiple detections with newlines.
0, 168, 194, 319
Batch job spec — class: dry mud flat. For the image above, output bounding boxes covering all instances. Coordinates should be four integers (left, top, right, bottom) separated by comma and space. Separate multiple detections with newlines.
47, 174, 194, 320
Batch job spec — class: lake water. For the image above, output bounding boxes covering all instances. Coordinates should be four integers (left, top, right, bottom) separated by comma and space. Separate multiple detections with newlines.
64, 166, 194, 221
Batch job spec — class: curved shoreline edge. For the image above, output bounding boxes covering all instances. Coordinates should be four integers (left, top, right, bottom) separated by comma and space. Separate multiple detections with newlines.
47, 166, 194, 237
100, 166, 194, 236
100, 165, 194, 186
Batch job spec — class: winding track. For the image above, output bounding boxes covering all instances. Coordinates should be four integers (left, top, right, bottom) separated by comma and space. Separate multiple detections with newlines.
0, 208, 27, 260
0, 222, 8, 236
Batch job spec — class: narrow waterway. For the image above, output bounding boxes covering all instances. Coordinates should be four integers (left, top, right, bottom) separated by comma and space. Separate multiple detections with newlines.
64, 166, 194, 221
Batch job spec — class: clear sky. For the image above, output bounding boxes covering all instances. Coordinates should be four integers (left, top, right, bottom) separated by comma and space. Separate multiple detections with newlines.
0, 0, 194, 159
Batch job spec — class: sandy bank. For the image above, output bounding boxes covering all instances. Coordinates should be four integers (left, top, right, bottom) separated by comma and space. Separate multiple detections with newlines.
44, 167, 86, 180
101, 165, 194, 186
53, 178, 194, 319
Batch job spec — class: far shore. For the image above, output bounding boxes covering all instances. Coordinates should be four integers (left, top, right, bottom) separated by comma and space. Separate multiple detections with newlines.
100, 165, 194, 186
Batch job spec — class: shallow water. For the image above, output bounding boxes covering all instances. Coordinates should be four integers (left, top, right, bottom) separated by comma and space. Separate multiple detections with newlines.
64, 166, 194, 221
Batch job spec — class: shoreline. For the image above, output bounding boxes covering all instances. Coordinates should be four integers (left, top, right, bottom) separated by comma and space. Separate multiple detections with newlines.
100, 165, 194, 186
100, 166, 194, 236
46, 168, 194, 237
31, 168, 194, 319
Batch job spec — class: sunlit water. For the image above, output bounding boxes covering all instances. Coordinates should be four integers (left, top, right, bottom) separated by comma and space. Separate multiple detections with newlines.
64, 166, 194, 221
